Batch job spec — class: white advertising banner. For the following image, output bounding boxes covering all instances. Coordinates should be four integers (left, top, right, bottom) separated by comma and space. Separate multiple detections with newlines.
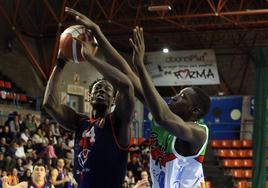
145, 49, 220, 86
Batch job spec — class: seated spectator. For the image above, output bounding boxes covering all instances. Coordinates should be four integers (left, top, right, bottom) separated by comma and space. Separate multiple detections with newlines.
125, 170, 136, 187
0, 153, 5, 170
8, 112, 20, 137
19, 169, 31, 182
15, 139, 26, 159
31, 115, 40, 129
24, 114, 36, 133
40, 117, 50, 135
0, 126, 14, 144
140, 170, 151, 188
17, 114, 25, 132
0, 138, 8, 154
47, 131, 57, 145
44, 140, 57, 159
20, 128, 31, 143
7, 168, 19, 186
6, 142, 18, 157
127, 155, 143, 181
24, 159, 33, 173
51, 123, 61, 137
24, 140, 34, 158
41, 131, 49, 146
15, 158, 24, 177
32, 128, 44, 154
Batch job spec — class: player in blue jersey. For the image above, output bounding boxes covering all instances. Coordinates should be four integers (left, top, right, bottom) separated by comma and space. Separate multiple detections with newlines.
2, 162, 54, 188
43, 19, 136, 188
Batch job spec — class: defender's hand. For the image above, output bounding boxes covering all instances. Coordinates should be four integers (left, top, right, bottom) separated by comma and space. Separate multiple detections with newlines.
65, 7, 99, 32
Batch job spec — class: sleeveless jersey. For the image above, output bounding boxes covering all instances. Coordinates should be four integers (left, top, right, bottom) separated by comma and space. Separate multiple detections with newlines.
55, 169, 66, 188
73, 113, 128, 188
149, 120, 208, 188
28, 180, 51, 188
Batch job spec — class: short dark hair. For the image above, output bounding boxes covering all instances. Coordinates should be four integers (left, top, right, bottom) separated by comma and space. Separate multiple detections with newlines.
192, 87, 211, 119
89, 78, 117, 97
33, 161, 45, 169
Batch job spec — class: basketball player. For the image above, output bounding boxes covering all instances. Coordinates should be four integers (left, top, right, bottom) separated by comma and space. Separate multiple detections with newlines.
2, 162, 54, 188
43, 23, 135, 188
66, 8, 211, 188
50, 159, 71, 188
129, 27, 211, 188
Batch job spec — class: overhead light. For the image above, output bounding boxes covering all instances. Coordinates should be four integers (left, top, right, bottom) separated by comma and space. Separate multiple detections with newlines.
163, 48, 169, 53
148, 5, 172, 12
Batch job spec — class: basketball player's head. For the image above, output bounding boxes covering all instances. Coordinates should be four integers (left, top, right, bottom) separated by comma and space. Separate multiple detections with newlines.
89, 79, 116, 110
32, 161, 46, 182
168, 87, 210, 121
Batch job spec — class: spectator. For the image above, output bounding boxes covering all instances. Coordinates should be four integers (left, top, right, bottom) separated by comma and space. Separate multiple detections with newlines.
8, 112, 20, 137
127, 156, 142, 181
125, 170, 136, 187
47, 130, 57, 145
0, 138, 8, 154
0, 126, 13, 144
17, 114, 25, 132
7, 168, 19, 185
24, 114, 36, 133
19, 169, 31, 182
31, 115, 39, 129
24, 159, 33, 173
20, 128, 31, 143
15, 139, 26, 159
40, 117, 50, 135
0, 153, 5, 170
140, 170, 151, 188
44, 140, 57, 159
52, 123, 61, 137
15, 158, 24, 177
6, 142, 18, 157
50, 159, 71, 188
24, 140, 34, 158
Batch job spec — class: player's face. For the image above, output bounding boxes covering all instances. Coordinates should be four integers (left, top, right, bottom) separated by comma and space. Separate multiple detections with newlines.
168, 87, 196, 120
90, 80, 114, 108
32, 166, 46, 181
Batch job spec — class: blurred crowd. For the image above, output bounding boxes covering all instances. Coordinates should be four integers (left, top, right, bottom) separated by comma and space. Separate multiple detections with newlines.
0, 111, 151, 188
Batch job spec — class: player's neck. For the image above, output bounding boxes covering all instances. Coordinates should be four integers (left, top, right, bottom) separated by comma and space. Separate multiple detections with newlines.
91, 108, 109, 118
33, 179, 45, 186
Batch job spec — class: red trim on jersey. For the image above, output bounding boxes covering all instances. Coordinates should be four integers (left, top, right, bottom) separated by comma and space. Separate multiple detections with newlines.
151, 148, 176, 167
194, 155, 205, 163
32, 180, 46, 188
110, 113, 130, 151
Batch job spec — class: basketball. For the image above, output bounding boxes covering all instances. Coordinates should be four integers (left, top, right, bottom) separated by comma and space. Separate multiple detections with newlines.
59, 25, 98, 64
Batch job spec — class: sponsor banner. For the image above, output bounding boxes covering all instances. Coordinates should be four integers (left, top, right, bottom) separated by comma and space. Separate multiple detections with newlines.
145, 49, 220, 86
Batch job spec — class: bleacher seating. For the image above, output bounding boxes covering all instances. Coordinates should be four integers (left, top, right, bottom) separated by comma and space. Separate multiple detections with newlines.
210, 139, 268, 188
0, 72, 30, 105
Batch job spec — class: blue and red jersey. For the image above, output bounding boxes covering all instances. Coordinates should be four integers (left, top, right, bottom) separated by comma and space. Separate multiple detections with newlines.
73, 113, 128, 188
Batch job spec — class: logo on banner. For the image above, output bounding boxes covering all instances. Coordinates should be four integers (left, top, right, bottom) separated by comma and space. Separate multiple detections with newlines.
145, 49, 220, 86
174, 69, 215, 79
